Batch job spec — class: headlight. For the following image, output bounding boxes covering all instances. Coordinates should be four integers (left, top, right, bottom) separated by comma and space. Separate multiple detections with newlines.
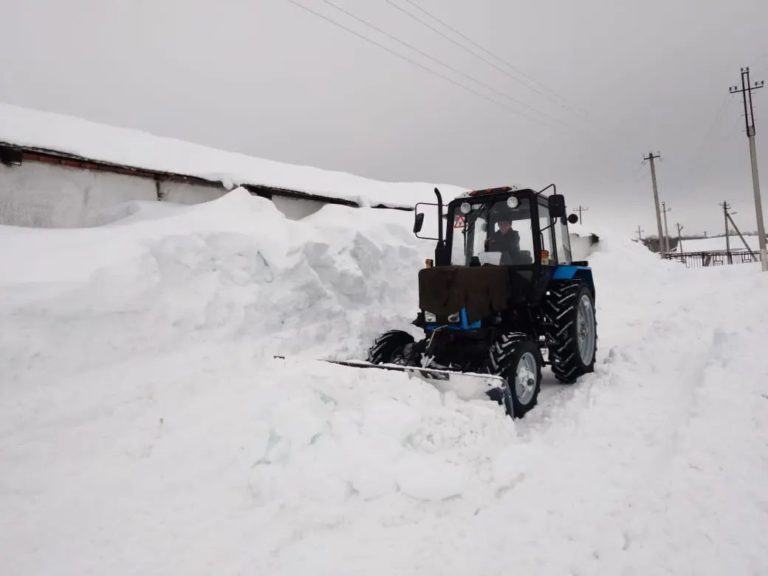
447, 312, 460, 323
424, 311, 437, 323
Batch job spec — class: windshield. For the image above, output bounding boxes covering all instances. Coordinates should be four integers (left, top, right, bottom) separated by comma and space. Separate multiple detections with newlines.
450, 197, 535, 266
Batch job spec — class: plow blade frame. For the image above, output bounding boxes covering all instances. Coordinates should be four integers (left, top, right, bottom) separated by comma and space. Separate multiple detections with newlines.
326, 360, 512, 413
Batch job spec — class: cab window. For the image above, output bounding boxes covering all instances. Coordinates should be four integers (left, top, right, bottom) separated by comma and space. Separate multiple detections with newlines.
554, 217, 572, 264
538, 204, 554, 264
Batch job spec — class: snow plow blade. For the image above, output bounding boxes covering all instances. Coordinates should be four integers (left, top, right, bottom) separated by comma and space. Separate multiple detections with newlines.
326, 360, 511, 409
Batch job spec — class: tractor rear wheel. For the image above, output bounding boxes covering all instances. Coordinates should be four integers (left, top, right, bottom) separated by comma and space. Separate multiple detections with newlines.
367, 330, 414, 365
545, 281, 597, 383
487, 333, 542, 418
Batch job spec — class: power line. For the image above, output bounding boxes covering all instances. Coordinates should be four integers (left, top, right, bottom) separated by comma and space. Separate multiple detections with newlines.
686, 94, 731, 174
396, 0, 588, 117
723, 204, 758, 258
629, 160, 648, 183
316, 0, 571, 130
384, 0, 594, 131
676, 94, 741, 212
283, 0, 569, 130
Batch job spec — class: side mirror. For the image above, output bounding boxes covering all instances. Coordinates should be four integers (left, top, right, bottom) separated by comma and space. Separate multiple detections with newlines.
548, 194, 566, 218
568, 213, 579, 224
413, 212, 425, 234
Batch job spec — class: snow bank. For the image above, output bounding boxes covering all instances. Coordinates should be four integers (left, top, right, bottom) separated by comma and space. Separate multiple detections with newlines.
0, 189, 429, 382
0, 102, 465, 209
677, 234, 758, 252
1, 192, 767, 575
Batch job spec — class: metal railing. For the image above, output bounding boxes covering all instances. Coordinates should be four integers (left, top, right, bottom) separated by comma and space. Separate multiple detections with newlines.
663, 249, 760, 268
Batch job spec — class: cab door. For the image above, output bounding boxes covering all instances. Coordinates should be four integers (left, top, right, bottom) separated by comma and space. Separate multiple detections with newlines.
553, 217, 572, 264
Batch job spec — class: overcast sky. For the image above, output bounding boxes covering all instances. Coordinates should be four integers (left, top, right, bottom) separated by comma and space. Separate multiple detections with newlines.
1, 0, 766, 236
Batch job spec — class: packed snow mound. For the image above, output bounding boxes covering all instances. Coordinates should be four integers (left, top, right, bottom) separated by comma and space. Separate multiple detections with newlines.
0, 189, 429, 387
83, 199, 188, 227
0, 101, 465, 209
1, 192, 767, 575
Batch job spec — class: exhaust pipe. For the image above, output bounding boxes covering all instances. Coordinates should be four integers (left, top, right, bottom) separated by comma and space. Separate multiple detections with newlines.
434, 187, 444, 245
433, 187, 449, 265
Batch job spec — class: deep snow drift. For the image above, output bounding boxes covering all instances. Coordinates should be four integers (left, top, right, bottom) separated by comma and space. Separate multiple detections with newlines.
1, 191, 767, 575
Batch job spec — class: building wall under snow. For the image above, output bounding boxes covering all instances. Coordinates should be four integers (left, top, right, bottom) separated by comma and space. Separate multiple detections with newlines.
159, 180, 228, 205
0, 160, 331, 227
0, 162, 157, 227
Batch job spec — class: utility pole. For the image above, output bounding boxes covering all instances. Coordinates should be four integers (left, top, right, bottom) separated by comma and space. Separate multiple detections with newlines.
636, 225, 644, 242
725, 208, 759, 260
722, 201, 732, 263
729, 67, 767, 271
676, 223, 684, 253
661, 201, 672, 254
576, 205, 589, 224
643, 152, 665, 257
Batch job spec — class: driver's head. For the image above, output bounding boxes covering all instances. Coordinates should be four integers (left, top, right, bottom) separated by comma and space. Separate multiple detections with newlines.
498, 219, 512, 234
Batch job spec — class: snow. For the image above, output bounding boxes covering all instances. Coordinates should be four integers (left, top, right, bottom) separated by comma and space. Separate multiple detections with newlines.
0, 102, 465, 209
1, 190, 767, 575
676, 234, 758, 252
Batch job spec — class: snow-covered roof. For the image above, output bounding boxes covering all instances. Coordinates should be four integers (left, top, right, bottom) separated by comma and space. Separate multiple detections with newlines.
0, 102, 465, 209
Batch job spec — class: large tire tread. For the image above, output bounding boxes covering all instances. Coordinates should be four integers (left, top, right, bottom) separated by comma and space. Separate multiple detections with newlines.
486, 332, 541, 418
367, 330, 414, 365
545, 281, 597, 383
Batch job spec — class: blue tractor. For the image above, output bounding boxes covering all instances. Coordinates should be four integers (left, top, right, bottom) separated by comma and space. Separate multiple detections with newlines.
364, 185, 597, 418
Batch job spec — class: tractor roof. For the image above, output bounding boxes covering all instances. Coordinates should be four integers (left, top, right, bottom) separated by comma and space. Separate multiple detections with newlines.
457, 186, 536, 200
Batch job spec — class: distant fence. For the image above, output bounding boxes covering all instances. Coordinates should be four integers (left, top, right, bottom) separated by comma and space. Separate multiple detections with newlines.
664, 249, 759, 268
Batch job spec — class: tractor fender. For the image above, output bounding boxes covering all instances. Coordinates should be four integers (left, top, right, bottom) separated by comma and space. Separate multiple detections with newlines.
551, 265, 595, 299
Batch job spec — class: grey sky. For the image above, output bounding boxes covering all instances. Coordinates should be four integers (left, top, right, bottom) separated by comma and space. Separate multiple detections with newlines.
1, 0, 766, 236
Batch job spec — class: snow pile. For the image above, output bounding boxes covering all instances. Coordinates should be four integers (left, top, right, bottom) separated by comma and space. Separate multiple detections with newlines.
1, 192, 767, 575
0, 101, 465, 209
567, 223, 601, 260
676, 233, 758, 252
0, 189, 428, 383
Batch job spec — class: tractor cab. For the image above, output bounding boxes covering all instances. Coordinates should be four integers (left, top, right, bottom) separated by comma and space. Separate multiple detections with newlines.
416, 186, 576, 270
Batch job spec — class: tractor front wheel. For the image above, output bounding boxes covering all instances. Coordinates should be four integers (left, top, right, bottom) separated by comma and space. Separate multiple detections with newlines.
487, 333, 542, 418
367, 330, 414, 365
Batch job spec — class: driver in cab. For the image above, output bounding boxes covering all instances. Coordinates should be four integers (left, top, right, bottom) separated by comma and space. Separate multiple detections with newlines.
487, 206, 529, 265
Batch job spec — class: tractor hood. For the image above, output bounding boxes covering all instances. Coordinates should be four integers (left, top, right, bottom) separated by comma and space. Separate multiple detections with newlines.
418, 266, 509, 323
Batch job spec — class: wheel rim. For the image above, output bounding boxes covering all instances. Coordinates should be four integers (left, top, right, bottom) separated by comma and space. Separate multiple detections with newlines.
515, 352, 538, 405
576, 293, 596, 364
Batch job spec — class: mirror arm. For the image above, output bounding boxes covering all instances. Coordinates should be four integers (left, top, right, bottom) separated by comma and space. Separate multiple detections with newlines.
536, 183, 556, 197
